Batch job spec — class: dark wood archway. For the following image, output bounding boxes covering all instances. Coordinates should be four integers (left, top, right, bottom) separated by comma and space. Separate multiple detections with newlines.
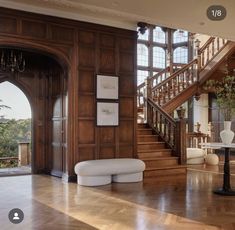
0, 49, 68, 177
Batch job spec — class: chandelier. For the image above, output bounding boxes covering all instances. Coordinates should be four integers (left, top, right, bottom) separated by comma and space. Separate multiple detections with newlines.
0, 49, 25, 72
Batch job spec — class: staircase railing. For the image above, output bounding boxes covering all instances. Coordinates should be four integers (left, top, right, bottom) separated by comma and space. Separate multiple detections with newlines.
151, 59, 198, 106
137, 67, 171, 109
138, 36, 229, 164
137, 65, 183, 109
198, 37, 227, 70
147, 98, 186, 164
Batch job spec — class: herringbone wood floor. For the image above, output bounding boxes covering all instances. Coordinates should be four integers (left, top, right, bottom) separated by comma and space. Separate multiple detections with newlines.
0, 166, 235, 229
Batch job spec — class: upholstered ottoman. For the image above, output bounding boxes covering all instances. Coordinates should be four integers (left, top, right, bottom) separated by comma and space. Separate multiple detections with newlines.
205, 154, 219, 165
187, 148, 205, 164
74, 158, 145, 186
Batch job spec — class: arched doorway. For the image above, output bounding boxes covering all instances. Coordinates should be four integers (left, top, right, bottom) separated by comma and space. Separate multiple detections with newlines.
0, 47, 68, 177
0, 81, 32, 175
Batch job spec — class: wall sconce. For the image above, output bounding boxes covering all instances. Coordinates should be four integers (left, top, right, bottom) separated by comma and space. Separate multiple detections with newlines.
137, 22, 148, 35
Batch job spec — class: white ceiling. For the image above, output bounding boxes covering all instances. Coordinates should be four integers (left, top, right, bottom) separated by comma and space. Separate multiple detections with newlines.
0, 0, 235, 41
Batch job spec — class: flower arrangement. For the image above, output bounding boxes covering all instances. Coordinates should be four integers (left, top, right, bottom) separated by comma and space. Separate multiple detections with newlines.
204, 75, 235, 121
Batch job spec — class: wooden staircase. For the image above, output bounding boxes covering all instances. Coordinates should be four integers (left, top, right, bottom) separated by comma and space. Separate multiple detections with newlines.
137, 123, 186, 182
136, 37, 235, 182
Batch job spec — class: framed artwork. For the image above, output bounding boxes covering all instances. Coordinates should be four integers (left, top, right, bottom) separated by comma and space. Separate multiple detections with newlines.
97, 102, 119, 126
96, 75, 118, 99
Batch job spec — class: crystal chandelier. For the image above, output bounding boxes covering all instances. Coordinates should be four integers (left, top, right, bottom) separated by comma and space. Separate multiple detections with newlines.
0, 49, 25, 72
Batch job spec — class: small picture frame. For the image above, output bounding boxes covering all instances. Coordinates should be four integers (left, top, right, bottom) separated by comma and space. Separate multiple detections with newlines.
97, 102, 119, 126
96, 75, 118, 99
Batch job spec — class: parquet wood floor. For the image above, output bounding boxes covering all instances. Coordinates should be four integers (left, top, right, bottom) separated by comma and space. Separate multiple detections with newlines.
0, 166, 235, 229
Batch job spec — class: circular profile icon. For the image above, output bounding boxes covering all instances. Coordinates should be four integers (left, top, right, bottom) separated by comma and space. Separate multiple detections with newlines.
8, 208, 24, 224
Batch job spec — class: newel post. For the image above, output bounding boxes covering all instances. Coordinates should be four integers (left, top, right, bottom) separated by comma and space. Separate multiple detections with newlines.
195, 39, 201, 74
18, 142, 31, 166
145, 77, 152, 125
175, 107, 187, 164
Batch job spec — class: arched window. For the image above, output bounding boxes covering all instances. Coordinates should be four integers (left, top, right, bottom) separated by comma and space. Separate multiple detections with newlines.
138, 28, 149, 41
137, 44, 148, 66
173, 47, 188, 63
137, 70, 149, 85
173, 30, 188, 43
153, 47, 166, 68
153, 27, 165, 43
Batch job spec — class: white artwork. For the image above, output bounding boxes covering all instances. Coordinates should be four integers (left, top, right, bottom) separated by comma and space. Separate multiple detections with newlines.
97, 102, 119, 126
97, 75, 118, 99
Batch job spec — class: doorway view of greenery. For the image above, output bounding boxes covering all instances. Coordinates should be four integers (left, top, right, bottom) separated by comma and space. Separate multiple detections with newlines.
0, 82, 32, 169
0, 118, 31, 168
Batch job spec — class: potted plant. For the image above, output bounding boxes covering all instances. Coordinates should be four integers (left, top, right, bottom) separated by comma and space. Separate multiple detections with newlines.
205, 75, 235, 144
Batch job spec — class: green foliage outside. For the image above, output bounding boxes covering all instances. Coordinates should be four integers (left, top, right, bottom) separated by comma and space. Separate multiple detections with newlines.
0, 119, 31, 157
0, 99, 31, 168
204, 75, 235, 120
0, 119, 31, 168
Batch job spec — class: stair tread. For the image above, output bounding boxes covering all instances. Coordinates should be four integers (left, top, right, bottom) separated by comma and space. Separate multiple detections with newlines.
145, 165, 187, 171
138, 141, 164, 144
137, 149, 171, 153
141, 157, 178, 161
138, 128, 152, 131
138, 148, 171, 151
138, 134, 158, 137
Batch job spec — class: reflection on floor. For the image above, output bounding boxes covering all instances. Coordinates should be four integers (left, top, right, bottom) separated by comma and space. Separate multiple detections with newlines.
0, 166, 31, 176
0, 167, 235, 229
188, 162, 235, 175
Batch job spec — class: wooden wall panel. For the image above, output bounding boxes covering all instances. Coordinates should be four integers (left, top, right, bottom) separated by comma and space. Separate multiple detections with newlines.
120, 98, 134, 118
50, 25, 74, 43
100, 34, 115, 48
0, 7, 137, 180
99, 146, 115, 159
78, 121, 95, 144
79, 47, 95, 68
120, 52, 135, 72
22, 20, 47, 39
119, 74, 135, 95
78, 70, 95, 93
120, 37, 135, 51
100, 49, 115, 72
78, 147, 95, 161
0, 16, 17, 34
119, 146, 134, 158
77, 31, 136, 165
78, 31, 95, 45
77, 95, 95, 117
100, 127, 115, 144
119, 121, 134, 143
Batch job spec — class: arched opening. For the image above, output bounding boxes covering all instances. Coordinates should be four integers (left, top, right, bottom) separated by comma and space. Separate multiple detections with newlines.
0, 81, 32, 175
0, 46, 68, 178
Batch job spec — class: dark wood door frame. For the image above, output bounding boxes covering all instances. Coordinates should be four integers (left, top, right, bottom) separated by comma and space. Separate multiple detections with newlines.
0, 42, 70, 177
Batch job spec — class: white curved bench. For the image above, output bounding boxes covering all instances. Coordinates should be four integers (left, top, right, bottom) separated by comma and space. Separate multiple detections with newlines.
74, 158, 145, 186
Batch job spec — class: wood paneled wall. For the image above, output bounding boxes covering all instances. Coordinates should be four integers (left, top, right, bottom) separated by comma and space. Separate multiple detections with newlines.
0, 7, 137, 181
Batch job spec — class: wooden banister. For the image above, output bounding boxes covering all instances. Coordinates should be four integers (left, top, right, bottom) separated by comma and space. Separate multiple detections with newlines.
198, 37, 227, 70
137, 66, 172, 109
186, 132, 209, 148
151, 59, 198, 107
147, 98, 186, 163
198, 37, 214, 54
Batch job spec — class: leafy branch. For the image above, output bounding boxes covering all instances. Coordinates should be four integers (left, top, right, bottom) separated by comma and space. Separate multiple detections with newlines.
204, 75, 235, 120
